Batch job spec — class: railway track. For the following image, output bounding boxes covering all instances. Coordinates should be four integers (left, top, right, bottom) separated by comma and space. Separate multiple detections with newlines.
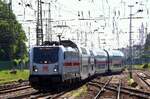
0, 80, 29, 92
0, 80, 36, 99
1, 71, 150, 99
117, 80, 121, 99
144, 72, 150, 79
93, 76, 113, 99
0, 80, 30, 94
136, 72, 150, 87
29, 90, 68, 99
0, 86, 61, 99
0, 85, 31, 94
88, 76, 150, 99
0, 77, 86, 99
10, 86, 74, 99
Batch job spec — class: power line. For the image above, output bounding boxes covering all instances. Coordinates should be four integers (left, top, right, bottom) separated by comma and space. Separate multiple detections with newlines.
52, 2, 78, 16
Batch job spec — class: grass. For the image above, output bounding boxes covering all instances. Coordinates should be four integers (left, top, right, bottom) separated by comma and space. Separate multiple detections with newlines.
0, 60, 29, 84
0, 70, 29, 84
133, 64, 143, 69
133, 63, 150, 70
68, 85, 87, 98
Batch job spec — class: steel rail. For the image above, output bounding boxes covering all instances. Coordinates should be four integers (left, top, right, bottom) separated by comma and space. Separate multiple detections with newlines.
0, 85, 31, 94
90, 80, 150, 98
136, 72, 150, 87
117, 80, 121, 99
93, 76, 113, 99
0, 80, 29, 92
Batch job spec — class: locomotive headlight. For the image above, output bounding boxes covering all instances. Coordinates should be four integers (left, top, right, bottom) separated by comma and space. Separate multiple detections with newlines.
53, 65, 58, 72
34, 68, 38, 72
54, 68, 57, 72
33, 65, 38, 72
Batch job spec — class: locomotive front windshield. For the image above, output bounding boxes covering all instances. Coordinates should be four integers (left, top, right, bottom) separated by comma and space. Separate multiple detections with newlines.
33, 47, 59, 64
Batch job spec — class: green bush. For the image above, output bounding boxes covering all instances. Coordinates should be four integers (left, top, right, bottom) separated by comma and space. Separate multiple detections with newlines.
143, 63, 149, 69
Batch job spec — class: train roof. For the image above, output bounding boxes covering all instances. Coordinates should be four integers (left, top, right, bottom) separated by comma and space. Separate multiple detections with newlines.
96, 50, 107, 56
34, 40, 78, 49
94, 49, 107, 56
60, 40, 78, 48
64, 47, 78, 52
107, 50, 124, 57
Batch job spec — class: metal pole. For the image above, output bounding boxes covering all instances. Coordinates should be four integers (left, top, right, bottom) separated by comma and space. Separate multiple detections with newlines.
57, 35, 61, 45
129, 5, 134, 78
36, 0, 43, 45
98, 32, 100, 48
48, 3, 52, 41
28, 27, 30, 49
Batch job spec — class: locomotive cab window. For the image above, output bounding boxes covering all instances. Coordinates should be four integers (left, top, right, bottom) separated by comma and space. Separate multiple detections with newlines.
33, 47, 59, 64
81, 47, 87, 55
89, 50, 94, 56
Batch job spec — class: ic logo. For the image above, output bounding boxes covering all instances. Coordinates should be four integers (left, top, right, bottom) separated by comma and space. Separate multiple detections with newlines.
43, 65, 48, 72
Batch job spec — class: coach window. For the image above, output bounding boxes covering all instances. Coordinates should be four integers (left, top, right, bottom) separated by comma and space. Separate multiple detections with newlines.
64, 52, 69, 59
69, 52, 72, 58
90, 50, 94, 56
64, 52, 66, 59
75, 52, 77, 56
81, 47, 87, 55
72, 52, 75, 58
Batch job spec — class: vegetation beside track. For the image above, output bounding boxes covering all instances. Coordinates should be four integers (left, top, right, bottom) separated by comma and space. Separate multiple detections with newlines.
133, 63, 150, 70
68, 85, 87, 98
0, 70, 29, 84
0, 60, 29, 84
0, 0, 27, 61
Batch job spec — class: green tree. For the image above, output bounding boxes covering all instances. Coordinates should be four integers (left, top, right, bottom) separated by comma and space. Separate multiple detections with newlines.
0, 0, 27, 61
144, 34, 150, 50
142, 33, 150, 63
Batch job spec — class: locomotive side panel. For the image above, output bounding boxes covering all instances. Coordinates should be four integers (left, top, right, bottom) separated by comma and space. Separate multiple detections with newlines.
62, 47, 81, 80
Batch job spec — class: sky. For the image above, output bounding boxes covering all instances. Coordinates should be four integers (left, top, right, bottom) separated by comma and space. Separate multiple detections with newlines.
5, 0, 150, 49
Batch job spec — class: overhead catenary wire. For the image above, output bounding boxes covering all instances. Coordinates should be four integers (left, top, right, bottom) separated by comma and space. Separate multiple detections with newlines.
12, 0, 150, 48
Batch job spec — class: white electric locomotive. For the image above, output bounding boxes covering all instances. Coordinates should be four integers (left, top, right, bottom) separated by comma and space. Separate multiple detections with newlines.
29, 40, 94, 89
